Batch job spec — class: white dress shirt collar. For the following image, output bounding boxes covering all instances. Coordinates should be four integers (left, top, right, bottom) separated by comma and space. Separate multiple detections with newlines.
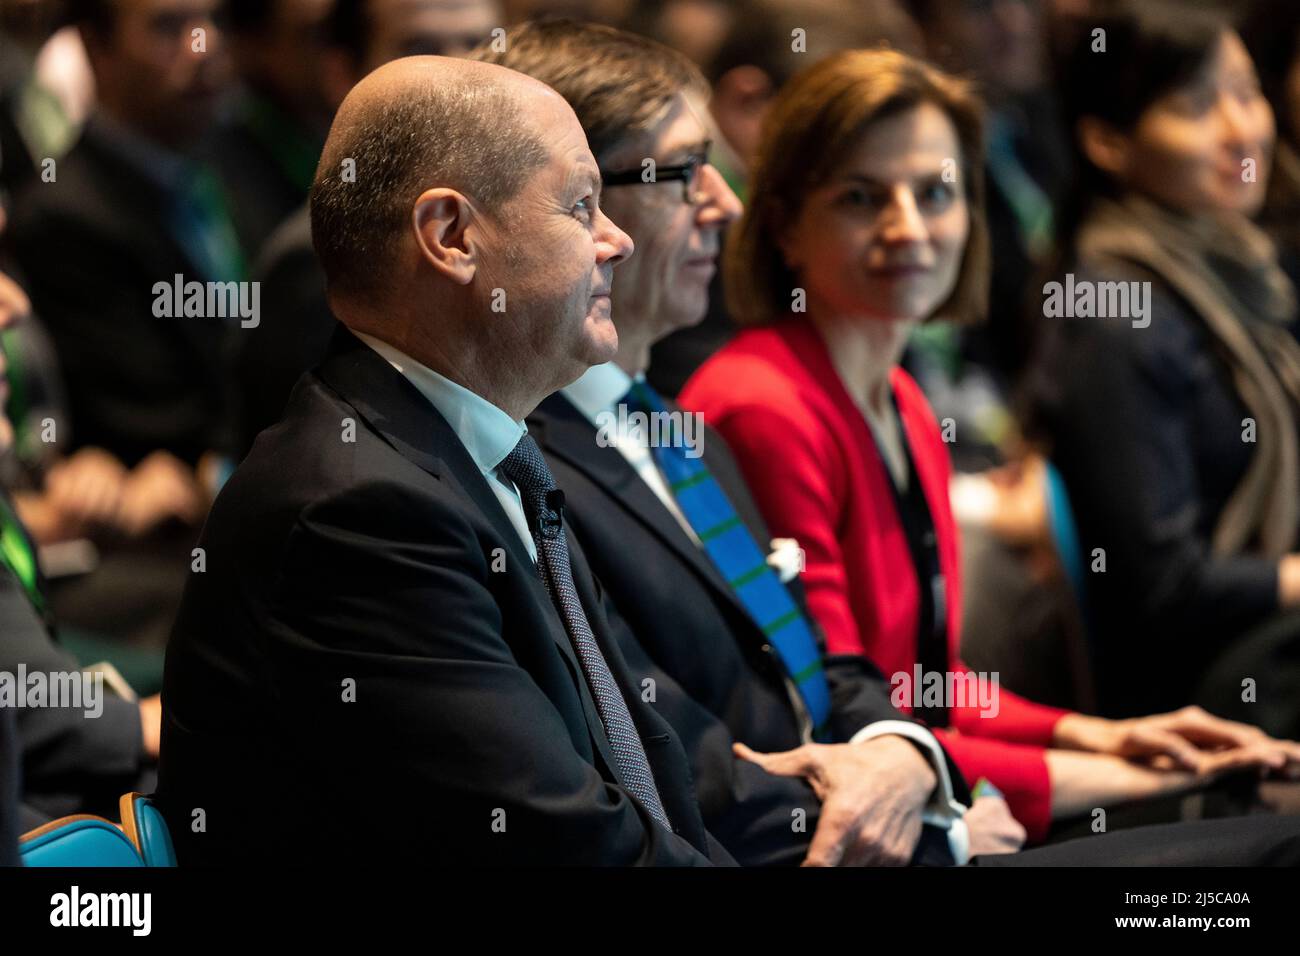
561, 362, 699, 547
354, 331, 536, 561
354, 331, 526, 473
562, 361, 637, 422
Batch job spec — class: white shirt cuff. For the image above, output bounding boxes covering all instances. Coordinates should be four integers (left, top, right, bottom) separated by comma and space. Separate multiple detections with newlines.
849, 719, 972, 865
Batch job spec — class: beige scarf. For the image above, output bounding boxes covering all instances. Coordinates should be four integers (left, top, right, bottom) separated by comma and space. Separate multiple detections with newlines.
1076, 194, 1300, 559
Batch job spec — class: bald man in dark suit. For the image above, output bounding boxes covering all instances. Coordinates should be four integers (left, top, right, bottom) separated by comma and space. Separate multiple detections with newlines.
158, 55, 731, 867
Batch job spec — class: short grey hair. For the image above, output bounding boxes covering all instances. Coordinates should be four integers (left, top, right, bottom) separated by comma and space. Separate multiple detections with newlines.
310, 78, 549, 301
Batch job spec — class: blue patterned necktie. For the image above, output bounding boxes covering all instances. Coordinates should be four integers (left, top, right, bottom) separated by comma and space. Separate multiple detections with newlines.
499, 434, 673, 831
623, 381, 833, 738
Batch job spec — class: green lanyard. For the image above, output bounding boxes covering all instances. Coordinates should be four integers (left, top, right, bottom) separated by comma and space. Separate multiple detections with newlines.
0, 494, 43, 613
0, 327, 29, 455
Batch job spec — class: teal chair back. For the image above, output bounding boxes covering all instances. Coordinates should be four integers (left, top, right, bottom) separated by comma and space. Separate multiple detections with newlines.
124, 793, 177, 867
19, 792, 176, 867
1042, 460, 1099, 712
20, 816, 145, 867
1043, 460, 1086, 606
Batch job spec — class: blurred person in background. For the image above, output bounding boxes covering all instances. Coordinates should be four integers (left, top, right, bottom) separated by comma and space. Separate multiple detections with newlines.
906, 0, 1068, 398
501, 0, 630, 24
903, 0, 1085, 734
0, 197, 159, 834
7, 0, 237, 482
3, 0, 240, 653
0, 278, 184, 691
235, 0, 502, 454
621, 0, 733, 72
704, 0, 921, 197
211, 0, 334, 255
334, 0, 501, 64
0, 6, 183, 683
682, 47, 1300, 846
1025, 0, 1300, 735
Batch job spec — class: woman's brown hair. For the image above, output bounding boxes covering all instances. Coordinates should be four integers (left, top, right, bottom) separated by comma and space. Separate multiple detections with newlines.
726, 47, 990, 326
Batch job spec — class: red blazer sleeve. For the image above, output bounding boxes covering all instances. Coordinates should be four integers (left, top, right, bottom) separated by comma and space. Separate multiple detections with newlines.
949, 661, 1068, 747
703, 403, 864, 659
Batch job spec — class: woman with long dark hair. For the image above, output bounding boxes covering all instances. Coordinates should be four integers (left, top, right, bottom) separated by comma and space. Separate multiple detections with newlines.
1025, 1, 1300, 733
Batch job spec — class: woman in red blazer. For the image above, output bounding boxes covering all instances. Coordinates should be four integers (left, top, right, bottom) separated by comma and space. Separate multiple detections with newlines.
681, 49, 1300, 843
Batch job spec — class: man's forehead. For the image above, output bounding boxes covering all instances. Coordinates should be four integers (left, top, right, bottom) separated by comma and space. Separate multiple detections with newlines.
555, 147, 600, 194
527, 96, 600, 193
659, 116, 710, 154
571, 154, 600, 183
620, 92, 711, 162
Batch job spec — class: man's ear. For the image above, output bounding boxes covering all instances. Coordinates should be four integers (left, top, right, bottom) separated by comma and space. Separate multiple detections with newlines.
412, 188, 478, 285
1077, 116, 1132, 179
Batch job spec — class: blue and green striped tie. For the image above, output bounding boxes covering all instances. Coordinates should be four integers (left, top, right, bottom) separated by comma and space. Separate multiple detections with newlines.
623, 381, 832, 737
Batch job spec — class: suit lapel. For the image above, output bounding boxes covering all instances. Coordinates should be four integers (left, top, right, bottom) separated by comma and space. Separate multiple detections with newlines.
295, 329, 701, 844
530, 392, 759, 626
313, 327, 580, 677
